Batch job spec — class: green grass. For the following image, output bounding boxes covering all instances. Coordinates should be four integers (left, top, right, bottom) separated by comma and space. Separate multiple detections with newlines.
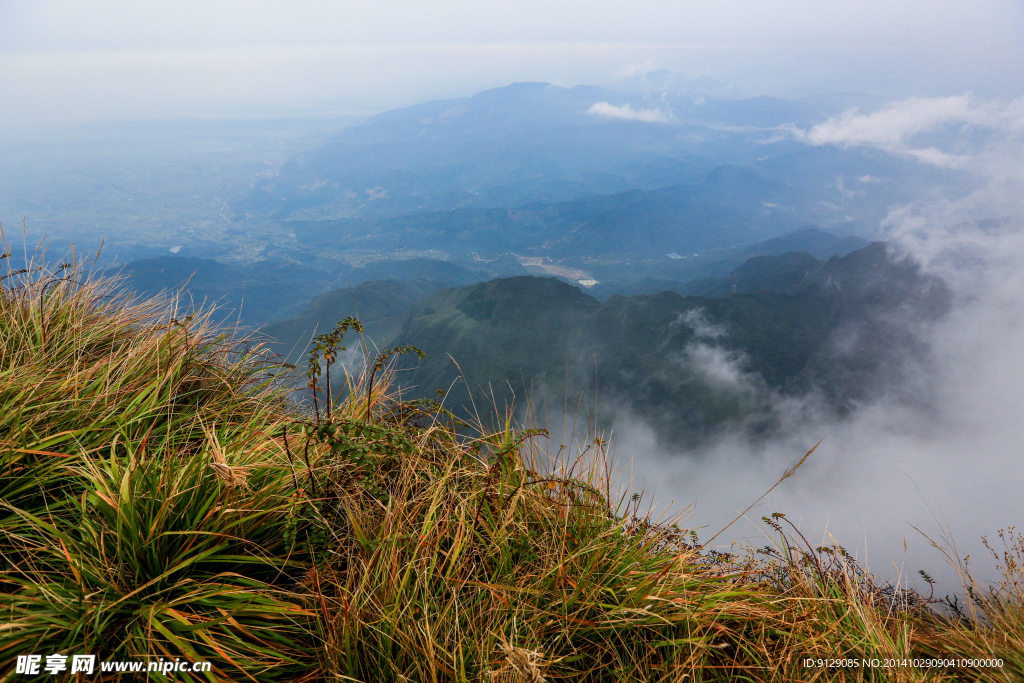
2, 251, 1022, 681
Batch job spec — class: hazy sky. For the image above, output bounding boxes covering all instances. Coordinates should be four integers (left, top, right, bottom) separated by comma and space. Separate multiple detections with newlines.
2, 0, 1023, 125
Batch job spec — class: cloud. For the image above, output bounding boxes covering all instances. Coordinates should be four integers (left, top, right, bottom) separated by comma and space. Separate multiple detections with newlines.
679, 343, 756, 394
667, 310, 759, 394
791, 95, 1024, 171
675, 308, 725, 340
611, 60, 661, 81
806, 96, 979, 148
587, 101, 670, 123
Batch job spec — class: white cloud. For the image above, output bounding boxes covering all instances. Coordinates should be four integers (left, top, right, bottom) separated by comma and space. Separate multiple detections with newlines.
677, 308, 726, 339
805, 96, 980, 148
665, 309, 761, 394
789, 95, 1024, 175
681, 343, 755, 393
587, 101, 669, 123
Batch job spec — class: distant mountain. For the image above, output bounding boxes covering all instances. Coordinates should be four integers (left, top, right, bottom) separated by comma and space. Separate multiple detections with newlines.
678, 251, 825, 298
108, 256, 330, 326
234, 81, 940, 233
234, 82, 713, 221
230, 81, 976, 290
108, 255, 507, 330
390, 243, 950, 443
738, 227, 869, 260
349, 257, 495, 285
114, 229, 888, 415
283, 165, 816, 264
584, 227, 869, 300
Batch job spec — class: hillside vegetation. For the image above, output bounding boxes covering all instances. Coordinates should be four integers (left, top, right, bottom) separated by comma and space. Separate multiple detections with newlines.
387, 243, 950, 445
2, 256, 1022, 682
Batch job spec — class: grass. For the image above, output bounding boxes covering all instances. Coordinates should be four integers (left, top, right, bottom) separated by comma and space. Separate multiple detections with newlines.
1, 249, 1022, 681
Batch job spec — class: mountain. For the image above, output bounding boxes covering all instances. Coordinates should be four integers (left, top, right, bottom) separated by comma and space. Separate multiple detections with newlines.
390, 243, 950, 443
260, 278, 453, 363
235, 82, 944, 232
584, 227, 869, 300
145, 240, 950, 445
108, 254, 507, 330
222, 82, 974, 297
108, 256, 330, 326
392, 276, 602, 413
738, 227, 869, 260
111, 226, 872, 340
677, 251, 825, 297
283, 165, 814, 265
234, 82, 714, 222
348, 257, 495, 285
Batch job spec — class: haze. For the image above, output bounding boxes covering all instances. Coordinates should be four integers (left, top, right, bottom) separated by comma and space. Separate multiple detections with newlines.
2, 0, 1023, 126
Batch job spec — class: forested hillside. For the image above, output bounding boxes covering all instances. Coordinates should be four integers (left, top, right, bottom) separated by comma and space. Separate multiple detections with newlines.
388, 243, 949, 443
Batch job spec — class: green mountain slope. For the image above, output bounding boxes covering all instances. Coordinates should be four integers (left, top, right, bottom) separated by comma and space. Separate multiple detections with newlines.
395, 276, 601, 413
391, 243, 950, 443
678, 250, 825, 297
584, 227, 868, 299
260, 278, 448, 362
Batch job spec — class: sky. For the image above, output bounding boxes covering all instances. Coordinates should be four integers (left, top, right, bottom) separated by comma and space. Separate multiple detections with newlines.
2, 0, 1023, 126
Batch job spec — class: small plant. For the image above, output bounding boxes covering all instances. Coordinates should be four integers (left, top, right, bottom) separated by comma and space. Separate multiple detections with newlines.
756, 512, 930, 612
280, 319, 427, 570
305, 316, 363, 422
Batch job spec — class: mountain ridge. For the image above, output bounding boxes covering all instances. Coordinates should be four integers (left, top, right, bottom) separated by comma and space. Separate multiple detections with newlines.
387, 242, 950, 443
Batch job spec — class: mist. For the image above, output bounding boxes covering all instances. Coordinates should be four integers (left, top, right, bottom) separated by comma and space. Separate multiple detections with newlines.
3, 0, 1023, 127
611, 96, 1024, 596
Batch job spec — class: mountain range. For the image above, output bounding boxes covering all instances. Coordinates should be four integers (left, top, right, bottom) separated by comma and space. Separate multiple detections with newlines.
384, 242, 949, 444
89, 80, 965, 445
232, 238, 949, 445
237, 82, 968, 258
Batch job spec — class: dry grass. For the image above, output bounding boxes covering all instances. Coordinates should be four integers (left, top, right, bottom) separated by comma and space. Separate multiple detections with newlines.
1, 248, 1021, 681
1, 250, 313, 681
